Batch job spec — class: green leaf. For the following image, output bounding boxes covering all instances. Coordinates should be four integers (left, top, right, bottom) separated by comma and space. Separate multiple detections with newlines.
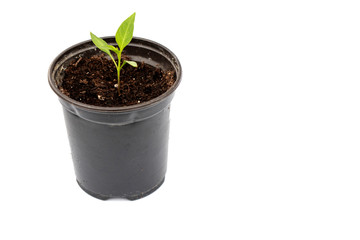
125, 60, 138, 67
90, 32, 112, 56
107, 44, 120, 54
115, 12, 136, 52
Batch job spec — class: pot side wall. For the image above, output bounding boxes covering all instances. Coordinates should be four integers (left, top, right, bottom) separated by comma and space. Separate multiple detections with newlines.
63, 104, 170, 200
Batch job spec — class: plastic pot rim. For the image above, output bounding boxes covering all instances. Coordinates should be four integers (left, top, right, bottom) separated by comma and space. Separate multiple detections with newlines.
48, 36, 182, 113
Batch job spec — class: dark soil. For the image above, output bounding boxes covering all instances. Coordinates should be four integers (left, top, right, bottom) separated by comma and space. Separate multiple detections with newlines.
59, 54, 176, 107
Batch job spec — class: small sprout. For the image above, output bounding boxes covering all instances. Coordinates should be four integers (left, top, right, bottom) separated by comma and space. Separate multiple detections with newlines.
90, 12, 138, 96
97, 95, 105, 101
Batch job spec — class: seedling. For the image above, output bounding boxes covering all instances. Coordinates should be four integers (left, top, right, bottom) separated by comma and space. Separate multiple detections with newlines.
90, 12, 137, 96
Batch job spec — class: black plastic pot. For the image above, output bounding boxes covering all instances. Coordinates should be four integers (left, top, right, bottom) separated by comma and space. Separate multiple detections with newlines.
48, 37, 182, 200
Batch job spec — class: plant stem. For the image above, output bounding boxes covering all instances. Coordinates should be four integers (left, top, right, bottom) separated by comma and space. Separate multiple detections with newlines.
117, 62, 121, 96
117, 52, 122, 96
109, 54, 117, 68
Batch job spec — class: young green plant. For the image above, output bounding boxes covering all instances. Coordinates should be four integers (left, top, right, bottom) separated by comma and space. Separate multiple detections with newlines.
90, 12, 137, 96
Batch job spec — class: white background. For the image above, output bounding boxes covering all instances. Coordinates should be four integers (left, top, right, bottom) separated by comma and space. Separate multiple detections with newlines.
1, 0, 360, 239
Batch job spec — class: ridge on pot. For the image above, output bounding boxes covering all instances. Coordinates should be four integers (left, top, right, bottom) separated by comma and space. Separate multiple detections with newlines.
48, 37, 182, 200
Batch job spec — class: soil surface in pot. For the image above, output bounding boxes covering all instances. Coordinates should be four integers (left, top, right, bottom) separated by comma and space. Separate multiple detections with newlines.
59, 54, 176, 107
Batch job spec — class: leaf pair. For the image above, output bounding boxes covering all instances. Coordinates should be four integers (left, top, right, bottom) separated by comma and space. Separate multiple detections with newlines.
90, 12, 137, 95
